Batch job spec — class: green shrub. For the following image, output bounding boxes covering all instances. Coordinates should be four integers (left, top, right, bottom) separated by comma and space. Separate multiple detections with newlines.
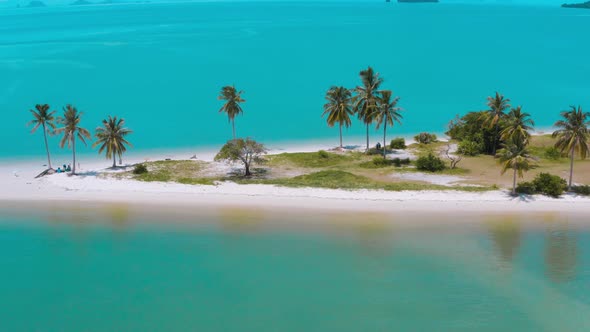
372, 156, 391, 167
532, 173, 567, 198
390, 138, 407, 150
457, 139, 484, 156
515, 181, 536, 195
544, 147, 562, 160
446, 112, 505, 155
414, 132, 438, 145
133, 164, 148, 175
416, 153, 446, 172
392, 157, 411, 167
572, 185, 590, 196
318, 150, 330, 159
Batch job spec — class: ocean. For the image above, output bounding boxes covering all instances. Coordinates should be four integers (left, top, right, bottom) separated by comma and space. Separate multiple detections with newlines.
1, 204, 589, 331
1, 1, 589, 160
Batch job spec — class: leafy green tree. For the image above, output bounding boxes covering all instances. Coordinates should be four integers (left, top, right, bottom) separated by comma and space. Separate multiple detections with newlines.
447, 112, 502, 155
218, 85, 245, 139
55, 105, 91, 175
215, 138, 267, 176
92, 116, 133, 168
27, 104, 56, 169
552, 106, 590, 190
322, 86, 354, 148
501, 106, 535, 144
353, 67, 383, 152
482, 92, 511, 155
375, 90, 402, 158
496, 139, 536, 196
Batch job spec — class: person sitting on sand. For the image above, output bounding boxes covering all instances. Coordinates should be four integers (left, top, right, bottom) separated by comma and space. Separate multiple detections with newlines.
56, 167, 62, 173
66, 164, 71, 172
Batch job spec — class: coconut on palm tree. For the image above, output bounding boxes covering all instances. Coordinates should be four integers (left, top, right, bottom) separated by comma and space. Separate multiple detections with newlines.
27, 104, 56, 169
218, 85, 245, 139
375, 90, 403, 158
353, 67, 383, 152
92, 116, 133, 168
55, 105, 91, 175
482, 92, 511, 155
552, 105, 590, 190
322, 86, 354, 149
500, 106, 535, 145
496, 138, 536, 196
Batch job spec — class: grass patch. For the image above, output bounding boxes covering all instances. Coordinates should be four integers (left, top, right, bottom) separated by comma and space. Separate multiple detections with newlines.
238, 170, 493, 192
266, 151, 361, 168
131, 160, 217, 185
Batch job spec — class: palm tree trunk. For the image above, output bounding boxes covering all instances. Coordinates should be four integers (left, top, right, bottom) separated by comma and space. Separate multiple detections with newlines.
383, 122, 387, 159
569, 144, 575, 190
493, 122, 499, 155
366, 123, 369, 152
512, 167, 517, 196
42, 123, 52, 169
112, 155, 117, 168
245, 162, 250, 177
339, 123, 343, 148
72, 136, 76, 175
232, 119, 236, 140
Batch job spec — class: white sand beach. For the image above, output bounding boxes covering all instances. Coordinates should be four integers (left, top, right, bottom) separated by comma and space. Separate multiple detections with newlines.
1, 141, 589, 217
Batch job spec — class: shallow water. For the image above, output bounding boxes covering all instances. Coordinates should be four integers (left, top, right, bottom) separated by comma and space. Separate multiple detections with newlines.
1, 204, 589, 331
2, 2, 590, 160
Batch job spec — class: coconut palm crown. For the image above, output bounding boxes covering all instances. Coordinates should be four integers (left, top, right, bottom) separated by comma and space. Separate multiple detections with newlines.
375, 90, 403, 158
218, 85, 245, 139
353, 66, 383, 151
55, 105, 91, 174
552, 105, 590, 190
322, 86, 354, 148
27, 104, 56, 169
500, 106, 535, 145
92, 116, 133, 168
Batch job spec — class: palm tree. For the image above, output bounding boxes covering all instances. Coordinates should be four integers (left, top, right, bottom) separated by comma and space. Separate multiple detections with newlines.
218, 85, 245, 139
92, 116, 133, 168
27, 104, 56, 169
500, 106, 535, 144
496, 139, 536, 196
375, 90, 403, 158
552, 105, 590, 190
322, 86, 354, 148
55, 105, 91, 175
353, 67, 383, 152
482, 92, 511, 155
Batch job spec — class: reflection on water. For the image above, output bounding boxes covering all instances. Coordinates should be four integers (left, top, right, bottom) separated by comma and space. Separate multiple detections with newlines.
545, 224, 578, 283
488, 217, 522, 264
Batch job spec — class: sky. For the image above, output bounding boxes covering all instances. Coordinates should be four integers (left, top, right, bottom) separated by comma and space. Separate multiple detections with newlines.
0, 0, 575, 8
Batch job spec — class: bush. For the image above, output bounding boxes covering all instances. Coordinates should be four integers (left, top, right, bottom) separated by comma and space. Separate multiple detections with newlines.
414, 132, 438, 145
371, 156, 391, 167
133, 164, 148, 175
457, 139, 484, 156
515, 181, 536, 195
544, 147, 562, 160
390, 138, 407, 150
392, 157, 411, 167
318, 150, 330, 159
416, 153, 446, 172
446, 112, 505, 155
532, 173, 567, 198
572, 185, 590, 196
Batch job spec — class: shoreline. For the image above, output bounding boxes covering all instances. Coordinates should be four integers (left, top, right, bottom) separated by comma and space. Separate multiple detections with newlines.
2, 135, 589, 218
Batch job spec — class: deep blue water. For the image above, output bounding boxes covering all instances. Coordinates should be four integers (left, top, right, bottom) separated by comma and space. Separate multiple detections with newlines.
1, 2, 589, 160
1, 205, 589, 331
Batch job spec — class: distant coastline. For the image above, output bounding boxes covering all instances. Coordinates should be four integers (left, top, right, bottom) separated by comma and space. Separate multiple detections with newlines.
562, 1, 590, 8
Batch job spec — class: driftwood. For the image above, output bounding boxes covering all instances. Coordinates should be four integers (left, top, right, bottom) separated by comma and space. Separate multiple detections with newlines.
443, 144, 462, 169
34, 168, 56, 179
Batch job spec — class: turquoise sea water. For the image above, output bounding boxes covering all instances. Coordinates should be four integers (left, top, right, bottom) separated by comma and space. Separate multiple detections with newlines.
1, 205, 589, 331
1, 2, 589, 160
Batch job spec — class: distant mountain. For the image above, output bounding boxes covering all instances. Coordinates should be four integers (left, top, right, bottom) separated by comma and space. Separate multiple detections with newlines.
26, 0, 46, 7
562, 1, 590, 8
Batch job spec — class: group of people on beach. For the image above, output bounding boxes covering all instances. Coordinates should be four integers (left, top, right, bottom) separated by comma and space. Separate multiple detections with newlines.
56, 164, 71, 173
